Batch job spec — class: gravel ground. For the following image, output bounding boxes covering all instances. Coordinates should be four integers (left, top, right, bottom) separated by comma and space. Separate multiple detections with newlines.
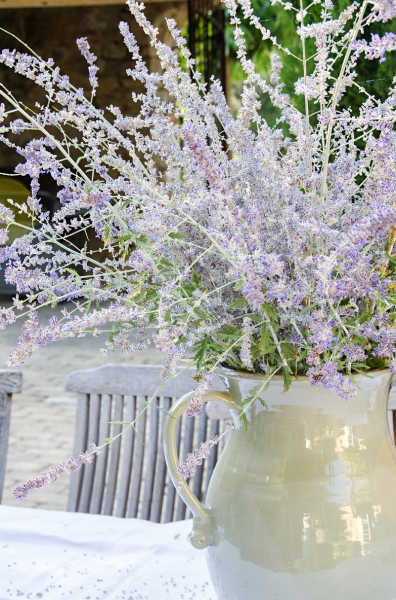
0, 299, 164, 511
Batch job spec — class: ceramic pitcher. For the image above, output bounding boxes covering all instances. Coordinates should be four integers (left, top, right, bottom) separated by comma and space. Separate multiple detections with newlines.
164, 368, 396, 599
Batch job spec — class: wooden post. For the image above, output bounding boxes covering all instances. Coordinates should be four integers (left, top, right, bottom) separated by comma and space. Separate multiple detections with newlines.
0, 370, 22, 503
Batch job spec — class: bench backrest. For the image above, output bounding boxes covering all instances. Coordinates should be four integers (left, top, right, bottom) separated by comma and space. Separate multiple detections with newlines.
0, 369, 23, 503
65, 364, 230, 522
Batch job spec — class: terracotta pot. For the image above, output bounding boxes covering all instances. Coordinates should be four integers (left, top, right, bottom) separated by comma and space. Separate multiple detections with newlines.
164, 368, 396, 599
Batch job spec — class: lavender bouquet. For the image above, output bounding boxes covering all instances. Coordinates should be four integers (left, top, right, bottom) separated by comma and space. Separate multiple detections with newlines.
1, 0, 396, 490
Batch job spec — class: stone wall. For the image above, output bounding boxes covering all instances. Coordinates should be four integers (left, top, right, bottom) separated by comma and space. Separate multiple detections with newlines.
0, 2, 187, 168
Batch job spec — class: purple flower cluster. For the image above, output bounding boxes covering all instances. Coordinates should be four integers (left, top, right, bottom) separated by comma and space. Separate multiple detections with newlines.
182, 122, 225, 190
177, 435, 220, 480
13, 443, 101, 500
8, 304, 139, 366
308, 311, 335, 355
353, 32, 396, 63
341, 344, 366, 364
372, 0, 396, 23
77, 37, 99, 89
359, 317, 396, 359
186, 372, 214, 417
307, 361, 357, 400
343, 203, 396, 252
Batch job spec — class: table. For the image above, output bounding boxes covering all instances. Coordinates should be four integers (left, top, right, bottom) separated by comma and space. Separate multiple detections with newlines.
0, 506, 217, 600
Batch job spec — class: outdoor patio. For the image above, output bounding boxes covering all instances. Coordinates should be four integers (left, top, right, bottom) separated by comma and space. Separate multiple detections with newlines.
2, 0, 396, 596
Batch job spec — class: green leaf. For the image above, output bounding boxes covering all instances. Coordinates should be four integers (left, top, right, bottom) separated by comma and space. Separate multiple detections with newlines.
262, 302, 278, 324
250, 343, 261, 362
233, 279, 244, 291
222, 355, 243, 370
229, 297, 248, 309
207, 341, 225, 354
85, 299, 92, 313
192, 271, 201, 285
249, 315, 262, 323
193, 306, 209, 320
351, 367, 370, 375
257, 395, 269, 409
136, 234, 151, 249
193, 335, 210, 372
241, 412, 248, 432
242, 394, 255, 406
181, 283, 195, 297
168, 232, 188, 240
217, 332, 242, 340
281, 343, 298, 359
113, 234, 133, 243
218, 324, 241, 338
134, 428, 145, 446
359, 311, 371, 324
144, 290, 158, 301
131, 292, 147, 303
242, 389, 269, 410
64, 267, 80, 277
351, 362, 369, 371
159, 258, 173, 268
282, 366, 293, 392
260, 324, 271, 352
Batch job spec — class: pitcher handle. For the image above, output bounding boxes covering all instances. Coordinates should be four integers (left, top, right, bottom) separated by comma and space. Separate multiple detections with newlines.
164, 389, 238, 550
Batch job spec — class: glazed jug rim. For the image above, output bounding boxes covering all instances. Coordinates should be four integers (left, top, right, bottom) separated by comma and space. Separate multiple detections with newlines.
214, 365, 391, 383
178, 359, 392, 383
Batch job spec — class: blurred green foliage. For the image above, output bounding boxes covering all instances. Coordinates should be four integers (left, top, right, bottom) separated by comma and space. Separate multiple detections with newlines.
226, 0, 396, 126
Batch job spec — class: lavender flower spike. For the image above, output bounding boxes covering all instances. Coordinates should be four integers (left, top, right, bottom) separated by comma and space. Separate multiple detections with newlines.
76, 37, 99, 89
13, 443, 101, 500
178, 435, 220, 480
186, 372, 214, 417
182, 122, 224, 188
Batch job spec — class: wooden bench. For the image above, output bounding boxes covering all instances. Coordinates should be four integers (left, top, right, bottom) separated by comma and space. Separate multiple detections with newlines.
0, 369, 23, 503
65, 364, 230, 522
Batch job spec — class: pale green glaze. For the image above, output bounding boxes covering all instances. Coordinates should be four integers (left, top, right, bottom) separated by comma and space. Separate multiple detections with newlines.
164, 368, 396, 600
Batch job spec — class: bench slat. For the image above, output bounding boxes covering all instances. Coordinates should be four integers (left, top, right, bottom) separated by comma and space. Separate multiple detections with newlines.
163, 416, 181, 523
102, 394, 123, 515
78, 394, 100, 513
67, 392, 89, 512
175, 414, 195, 521
126, 396, 147, 518
140, 397, 160, 520
150, 396, 171, 523
0, 370, 23, 504
89, 394, 111, 514
115, 395, 135, 518
0, 392, 11, 503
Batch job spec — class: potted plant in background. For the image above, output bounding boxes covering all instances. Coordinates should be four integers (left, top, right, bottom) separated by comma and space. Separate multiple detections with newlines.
1, 0, 396, 597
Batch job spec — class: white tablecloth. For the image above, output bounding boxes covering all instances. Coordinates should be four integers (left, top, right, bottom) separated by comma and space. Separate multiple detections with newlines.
0, 506, 217, 600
